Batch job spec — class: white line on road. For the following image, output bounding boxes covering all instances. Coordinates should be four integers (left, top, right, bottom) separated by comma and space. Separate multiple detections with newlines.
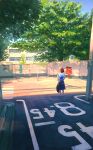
35, 121, 55, 127
74, 95, 92, 104
16, 99, 39, 150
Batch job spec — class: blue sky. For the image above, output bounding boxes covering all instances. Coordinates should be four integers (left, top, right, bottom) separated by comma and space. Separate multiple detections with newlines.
71, 0, 93, 13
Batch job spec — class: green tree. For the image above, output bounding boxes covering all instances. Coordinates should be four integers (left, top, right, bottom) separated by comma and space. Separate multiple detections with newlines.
0, 0, 41, 60
13, 0, 91, 61
20, 52, 26, 64
0, 36, 8, 61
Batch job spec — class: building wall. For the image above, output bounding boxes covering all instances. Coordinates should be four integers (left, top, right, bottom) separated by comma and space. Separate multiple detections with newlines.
6, 47, 36, 63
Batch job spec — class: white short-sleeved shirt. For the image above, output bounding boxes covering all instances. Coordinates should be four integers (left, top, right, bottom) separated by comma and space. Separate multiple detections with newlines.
57, 73, 65, 82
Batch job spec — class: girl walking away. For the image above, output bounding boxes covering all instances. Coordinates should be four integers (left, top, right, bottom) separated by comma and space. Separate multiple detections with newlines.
56, 68, 66, 94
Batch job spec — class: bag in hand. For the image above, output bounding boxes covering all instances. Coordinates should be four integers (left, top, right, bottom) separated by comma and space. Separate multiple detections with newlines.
56, 83, 60, 93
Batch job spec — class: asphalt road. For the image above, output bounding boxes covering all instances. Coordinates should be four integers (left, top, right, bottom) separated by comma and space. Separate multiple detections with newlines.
1, 77, 93, 150
5, 93, 92, 150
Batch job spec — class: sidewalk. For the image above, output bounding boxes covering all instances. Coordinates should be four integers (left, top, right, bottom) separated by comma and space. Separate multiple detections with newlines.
2, 76, 89, 99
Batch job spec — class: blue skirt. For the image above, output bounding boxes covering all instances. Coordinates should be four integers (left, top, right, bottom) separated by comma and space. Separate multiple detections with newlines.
56, 81, 65, 92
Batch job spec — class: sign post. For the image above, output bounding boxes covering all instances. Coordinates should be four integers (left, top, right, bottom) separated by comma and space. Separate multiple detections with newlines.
86, 17, 93, 100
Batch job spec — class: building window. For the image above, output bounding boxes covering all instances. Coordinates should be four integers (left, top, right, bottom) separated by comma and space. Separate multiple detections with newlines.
9, 57, 20, 61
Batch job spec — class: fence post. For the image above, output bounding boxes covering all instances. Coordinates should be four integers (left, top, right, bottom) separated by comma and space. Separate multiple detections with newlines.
19, 64, 23, 74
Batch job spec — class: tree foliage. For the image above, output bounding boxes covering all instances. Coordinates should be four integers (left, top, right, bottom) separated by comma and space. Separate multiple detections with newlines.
0, 0, 40, 33
0, 36, 8, 61
0, 0, 41, 60
13, 0, 92, 61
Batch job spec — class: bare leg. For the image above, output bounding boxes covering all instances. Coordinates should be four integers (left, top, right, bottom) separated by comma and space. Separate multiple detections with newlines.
59, 90, 61, 95
62, 90, 64, 94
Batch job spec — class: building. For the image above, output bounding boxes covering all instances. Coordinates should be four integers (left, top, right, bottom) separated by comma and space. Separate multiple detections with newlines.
6, 47, 36, 64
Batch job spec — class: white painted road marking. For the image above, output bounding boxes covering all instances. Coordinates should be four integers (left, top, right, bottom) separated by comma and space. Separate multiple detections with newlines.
16, 99, 39, 150
35, 121, 55, 127
74, 95, 90, 104
16, 94, 93, 150
58, 125, 92, 150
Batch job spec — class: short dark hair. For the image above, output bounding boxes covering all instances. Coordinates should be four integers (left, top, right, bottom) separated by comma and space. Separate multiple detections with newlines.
60, 68, 64, 73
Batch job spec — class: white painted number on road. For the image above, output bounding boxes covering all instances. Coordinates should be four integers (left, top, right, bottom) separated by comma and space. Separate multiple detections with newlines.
44, 108, 55, 118
30, 109, 44, 119
28, 101, 93, 149
58, 125, 92, 150
54, 102, 86, 116
77, 122, 93, 138
30, 102, 86, 119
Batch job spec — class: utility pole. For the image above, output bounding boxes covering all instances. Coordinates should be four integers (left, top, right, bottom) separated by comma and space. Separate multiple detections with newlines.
86, 17, 93, 100
0, 79, 3, 99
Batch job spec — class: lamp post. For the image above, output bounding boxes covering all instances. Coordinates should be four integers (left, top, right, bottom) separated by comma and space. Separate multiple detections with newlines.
86, 17, 93, 100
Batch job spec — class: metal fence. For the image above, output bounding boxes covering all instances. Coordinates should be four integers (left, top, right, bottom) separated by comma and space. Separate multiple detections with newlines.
0, 60, 88, 78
